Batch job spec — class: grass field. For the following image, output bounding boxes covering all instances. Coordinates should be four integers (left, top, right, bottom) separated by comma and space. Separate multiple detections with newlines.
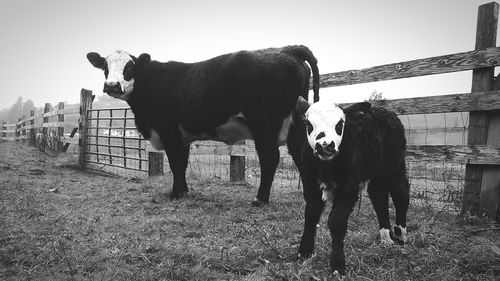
1, 141, 499, 280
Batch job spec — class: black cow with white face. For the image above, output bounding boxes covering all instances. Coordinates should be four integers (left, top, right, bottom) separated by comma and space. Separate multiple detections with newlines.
290, 97, 409, 275
87, 46, 319, 206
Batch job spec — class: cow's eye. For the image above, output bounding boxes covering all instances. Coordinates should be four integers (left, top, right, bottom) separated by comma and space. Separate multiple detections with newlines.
335, 119, 344, 135
305, 120, 313, 135
123, 60, 135, 81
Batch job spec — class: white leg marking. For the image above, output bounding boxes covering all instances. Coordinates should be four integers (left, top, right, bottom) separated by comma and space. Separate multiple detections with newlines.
393, 225, 407, 242
379, 228, 394, 244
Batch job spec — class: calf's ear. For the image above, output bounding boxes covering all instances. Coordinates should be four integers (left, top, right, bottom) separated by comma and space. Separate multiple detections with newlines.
137, 53, 151, 65
295, 96, 311, 120
344, 102, 371, 116
87, 52, 106, 69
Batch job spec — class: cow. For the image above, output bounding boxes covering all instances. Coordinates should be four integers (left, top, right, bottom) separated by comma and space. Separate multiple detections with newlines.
290, 97, 410, 275
87, 46, 319, 206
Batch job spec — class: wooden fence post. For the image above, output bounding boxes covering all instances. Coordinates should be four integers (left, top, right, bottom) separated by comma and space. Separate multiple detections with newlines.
42, 103, 50, 150
230, 140, 246, 182
1, 121, 5, 140
79, 89, 95, 168
463, 2, 500, 220
29, 110, 35, 145
21, 115, 26, 143
148, 152, 164, 176
57, 102, 64, 152
16, 118, 21, 141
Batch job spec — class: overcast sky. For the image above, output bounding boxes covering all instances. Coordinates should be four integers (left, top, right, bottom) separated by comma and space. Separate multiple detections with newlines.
0, 0, 495, 110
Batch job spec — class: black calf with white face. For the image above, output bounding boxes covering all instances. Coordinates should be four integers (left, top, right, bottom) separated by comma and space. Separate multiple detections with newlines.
304, 99, 345, 160
292, 97, 409, 275
87, 50, 150, 100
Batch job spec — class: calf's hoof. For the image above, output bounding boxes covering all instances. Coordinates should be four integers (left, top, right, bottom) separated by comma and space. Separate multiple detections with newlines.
391, 225, 407, 245
170, 190, 188, 200
251, 198, 269, 207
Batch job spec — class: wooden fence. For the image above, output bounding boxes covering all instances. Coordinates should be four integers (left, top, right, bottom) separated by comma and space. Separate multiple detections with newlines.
1, 3, 498, 219
77, 3, 500, 219
0, 102, 80, 152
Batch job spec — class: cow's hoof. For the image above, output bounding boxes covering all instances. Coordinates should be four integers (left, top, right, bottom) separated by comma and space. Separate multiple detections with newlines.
170, 190, 188, 200
251, 198, 269, 207
297, 251, 313, 260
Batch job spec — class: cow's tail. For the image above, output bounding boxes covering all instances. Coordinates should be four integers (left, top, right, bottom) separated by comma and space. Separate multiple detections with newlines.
283, 45, 320, 102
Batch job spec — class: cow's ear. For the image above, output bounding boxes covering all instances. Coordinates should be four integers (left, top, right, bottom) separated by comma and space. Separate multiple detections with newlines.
295, 96, 311, 117
343, 102, 371, 116
87, 52, 106, 69
137, 53, 151, 65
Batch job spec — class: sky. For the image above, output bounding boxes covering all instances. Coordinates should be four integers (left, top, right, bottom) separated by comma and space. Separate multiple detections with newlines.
0, 0, 496, 110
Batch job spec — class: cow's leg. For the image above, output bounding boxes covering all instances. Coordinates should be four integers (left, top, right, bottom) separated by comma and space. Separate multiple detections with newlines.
298, 179, 325, 258
248, 116, 282, 206
328, 190, 358, 275
367, 179, 393, 244
164, 144, 190, 199
252, 141, 280, 206
390, 175, 410, 245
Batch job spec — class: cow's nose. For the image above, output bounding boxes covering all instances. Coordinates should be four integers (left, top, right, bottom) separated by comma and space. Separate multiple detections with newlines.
315, 143, 323, 154
103, 82, 122, 93
325, 141, 336, 153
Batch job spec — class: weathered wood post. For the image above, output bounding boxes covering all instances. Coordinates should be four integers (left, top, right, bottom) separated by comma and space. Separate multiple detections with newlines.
79, 89, 95, 168
463, 2, 500, 220
1, 121, 5, 140
16, 117, 21, 141
29, 110, 35, 145
57, 102, 65, 152
20, 115, 26, 143
230, 140, 246, 182
42, 103, 51, 150
148, 152, 164, 176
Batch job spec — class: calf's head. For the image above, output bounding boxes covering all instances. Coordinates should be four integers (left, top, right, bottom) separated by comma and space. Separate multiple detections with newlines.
296, 97, 371, 161
87, 50, 151, 100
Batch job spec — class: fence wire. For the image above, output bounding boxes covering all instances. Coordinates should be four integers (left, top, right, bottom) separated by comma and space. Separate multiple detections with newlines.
83, 109, 472, 214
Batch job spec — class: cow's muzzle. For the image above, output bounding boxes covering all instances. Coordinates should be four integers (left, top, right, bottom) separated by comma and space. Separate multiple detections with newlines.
314, 141, 337, 161
103, 82, 123, 96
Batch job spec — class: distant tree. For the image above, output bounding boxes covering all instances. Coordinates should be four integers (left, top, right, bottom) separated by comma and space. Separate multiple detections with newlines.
22, 99, 35, 115
6, 96, 23, 122
2, 97, 37, 123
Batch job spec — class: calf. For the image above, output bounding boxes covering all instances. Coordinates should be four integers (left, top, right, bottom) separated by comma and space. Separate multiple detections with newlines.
290, 97, 410, 275
87, 46, 319, 206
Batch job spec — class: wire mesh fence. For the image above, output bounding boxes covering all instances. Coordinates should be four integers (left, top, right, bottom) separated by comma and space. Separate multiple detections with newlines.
82, 107, 473, 215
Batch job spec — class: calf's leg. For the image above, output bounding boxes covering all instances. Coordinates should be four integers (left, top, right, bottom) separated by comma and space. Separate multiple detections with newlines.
367, 180, 393, 244
298, 180, 325, 257
328, 191, 358, 275
390, 175, 410, 244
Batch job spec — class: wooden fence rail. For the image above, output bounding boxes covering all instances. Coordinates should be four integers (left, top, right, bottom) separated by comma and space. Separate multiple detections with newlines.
0, 102, 80, 152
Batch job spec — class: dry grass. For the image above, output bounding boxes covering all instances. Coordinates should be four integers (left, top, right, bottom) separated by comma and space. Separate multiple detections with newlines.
0, 141, 499, 280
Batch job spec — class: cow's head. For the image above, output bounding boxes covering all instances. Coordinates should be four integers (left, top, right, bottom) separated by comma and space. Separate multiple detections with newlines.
87, 50, 151, 100
296, 97, 371, 161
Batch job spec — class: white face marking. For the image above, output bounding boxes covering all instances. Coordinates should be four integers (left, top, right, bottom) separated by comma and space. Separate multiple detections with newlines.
105, 50, 135, 100
379, 228, 394, 244
305, 101, 345, 161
